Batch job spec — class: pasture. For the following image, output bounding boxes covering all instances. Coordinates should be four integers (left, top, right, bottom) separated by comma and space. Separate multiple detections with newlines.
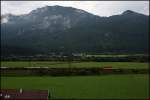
86, 54, 148, 57
1, 61, 149, 69
1, 75, 149, 99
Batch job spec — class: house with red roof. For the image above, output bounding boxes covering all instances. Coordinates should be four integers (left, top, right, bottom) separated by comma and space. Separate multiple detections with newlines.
0, 89, 49, 100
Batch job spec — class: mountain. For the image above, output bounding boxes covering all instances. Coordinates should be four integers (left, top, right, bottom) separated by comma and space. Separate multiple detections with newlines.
1, 6, 149, 55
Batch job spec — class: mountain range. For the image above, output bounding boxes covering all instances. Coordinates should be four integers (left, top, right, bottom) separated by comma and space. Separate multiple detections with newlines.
1, 5, 149, 55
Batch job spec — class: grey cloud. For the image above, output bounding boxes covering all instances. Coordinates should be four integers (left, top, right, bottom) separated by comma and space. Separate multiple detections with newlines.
1, 1, 149, 16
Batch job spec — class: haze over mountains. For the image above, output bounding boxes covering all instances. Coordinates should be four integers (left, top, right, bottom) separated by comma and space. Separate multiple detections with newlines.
1, 5, 149, 55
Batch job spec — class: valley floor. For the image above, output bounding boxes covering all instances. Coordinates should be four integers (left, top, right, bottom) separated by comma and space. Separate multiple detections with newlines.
1, 75, 149, 99
1, 61, 149, 69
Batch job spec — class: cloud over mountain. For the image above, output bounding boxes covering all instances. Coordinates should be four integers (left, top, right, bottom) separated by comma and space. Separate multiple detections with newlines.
1, 6, 149, 55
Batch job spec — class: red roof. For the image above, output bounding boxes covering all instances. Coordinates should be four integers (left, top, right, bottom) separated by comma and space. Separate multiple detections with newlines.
0, 89, 49, 100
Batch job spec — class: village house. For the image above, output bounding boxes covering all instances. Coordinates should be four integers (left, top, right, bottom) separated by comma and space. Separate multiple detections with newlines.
0, 89, 49, 100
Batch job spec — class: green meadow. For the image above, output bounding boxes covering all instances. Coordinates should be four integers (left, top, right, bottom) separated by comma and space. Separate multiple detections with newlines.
1, 61, 149, 69
1, 75, 149, 99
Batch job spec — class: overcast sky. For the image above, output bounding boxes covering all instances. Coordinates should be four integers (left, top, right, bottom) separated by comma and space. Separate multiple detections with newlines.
1, 1, 149, 17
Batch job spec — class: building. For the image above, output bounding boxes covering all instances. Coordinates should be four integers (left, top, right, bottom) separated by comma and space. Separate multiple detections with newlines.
0, 89, 49, 100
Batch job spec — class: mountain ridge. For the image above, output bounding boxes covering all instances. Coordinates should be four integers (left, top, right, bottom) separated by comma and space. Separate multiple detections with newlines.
1, 6, 149, 55
1, 6, 148, 21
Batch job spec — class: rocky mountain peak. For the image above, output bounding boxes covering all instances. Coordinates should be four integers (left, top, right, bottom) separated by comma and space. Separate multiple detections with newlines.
122, 10, 135, 15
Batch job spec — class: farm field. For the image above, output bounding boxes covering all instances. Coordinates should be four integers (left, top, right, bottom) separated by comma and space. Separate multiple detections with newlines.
1, 74, 149, 99
86, 54, 132, 57
86, 54, 147, 57
1, 61, 149, 69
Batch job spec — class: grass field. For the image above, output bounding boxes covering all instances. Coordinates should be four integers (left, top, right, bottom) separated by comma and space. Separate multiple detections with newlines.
86, 54, 130, 57
85, 54, 147, 57
1, 61, 149, 69
1, 75, 149, 99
